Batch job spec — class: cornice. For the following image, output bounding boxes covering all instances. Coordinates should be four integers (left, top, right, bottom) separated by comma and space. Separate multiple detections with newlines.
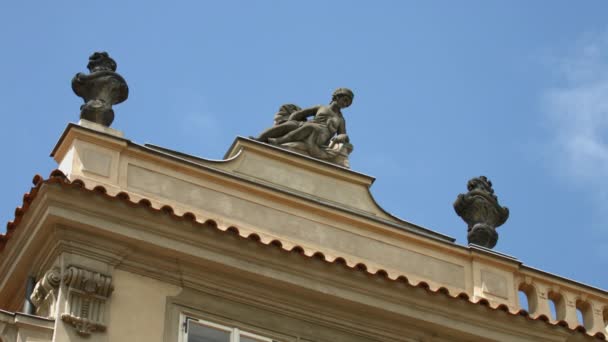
0, 170, 605, 340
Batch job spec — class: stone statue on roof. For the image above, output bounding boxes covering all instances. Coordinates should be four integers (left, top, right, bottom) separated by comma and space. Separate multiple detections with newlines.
253, 88, 354, 168
454, 176, 509, 249
72, 52, 129, 127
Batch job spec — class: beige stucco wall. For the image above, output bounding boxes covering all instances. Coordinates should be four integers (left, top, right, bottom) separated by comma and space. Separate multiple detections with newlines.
107, 270, 181, 342
46, 124, 608, 337
52, 125, 472, 296
1, 123, 606, 341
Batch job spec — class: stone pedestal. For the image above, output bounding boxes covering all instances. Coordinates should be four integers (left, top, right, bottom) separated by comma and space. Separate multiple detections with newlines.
78, 120, 124, 138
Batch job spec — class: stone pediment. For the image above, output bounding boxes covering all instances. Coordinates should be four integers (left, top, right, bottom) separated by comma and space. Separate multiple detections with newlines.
51, 123, 452, 243
145, 136, 452, 242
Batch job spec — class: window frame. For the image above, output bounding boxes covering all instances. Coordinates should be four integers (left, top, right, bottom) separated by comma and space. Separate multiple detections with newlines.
180, 314, 275, 342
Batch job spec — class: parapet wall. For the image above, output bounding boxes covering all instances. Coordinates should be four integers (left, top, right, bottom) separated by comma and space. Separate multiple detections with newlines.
49, 122, 608, 337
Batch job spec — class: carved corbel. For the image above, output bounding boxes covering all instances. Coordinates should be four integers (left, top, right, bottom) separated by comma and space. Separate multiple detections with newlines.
30, 268, 61, 317
60, 266, 114, 336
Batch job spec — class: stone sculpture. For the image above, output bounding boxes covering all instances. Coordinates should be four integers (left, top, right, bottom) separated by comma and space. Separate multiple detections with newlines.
61, 266, 114, 336
453, 176, 509, 249
253, 88, 354, 168
72, 52, 129, 127
30, 268, 61, 317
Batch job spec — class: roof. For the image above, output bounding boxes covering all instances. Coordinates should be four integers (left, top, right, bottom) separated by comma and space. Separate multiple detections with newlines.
1, 169, 605, 340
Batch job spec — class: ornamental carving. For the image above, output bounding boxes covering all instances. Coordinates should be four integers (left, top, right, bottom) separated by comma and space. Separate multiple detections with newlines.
60, 266, 114, 336
453, 176, 509, 249
30, 268, 61, 317
72, 51, 129, 127
253, 88, 354, 168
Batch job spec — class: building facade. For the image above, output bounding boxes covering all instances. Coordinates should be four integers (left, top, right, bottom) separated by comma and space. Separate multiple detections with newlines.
0, 119, 607, 342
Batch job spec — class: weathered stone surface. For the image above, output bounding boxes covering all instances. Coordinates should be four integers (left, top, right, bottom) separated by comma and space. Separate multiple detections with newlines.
253, 88, 354, 168
72, 52, 129, 127
60, 266, 114, 336
30, 268, 61, 318
454, 176, 509, 249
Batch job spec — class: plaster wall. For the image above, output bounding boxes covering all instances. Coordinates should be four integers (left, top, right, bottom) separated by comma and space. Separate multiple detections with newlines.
52, 128, 471, 295
107, 270, 181, 342
37, 124, 608, 339
0, 183, 601, 341
126, 163, 466, 289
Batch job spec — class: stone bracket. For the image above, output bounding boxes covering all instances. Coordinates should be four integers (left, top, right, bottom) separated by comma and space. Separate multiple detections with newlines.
60, 266, 114, 336
30, 268, 61, 318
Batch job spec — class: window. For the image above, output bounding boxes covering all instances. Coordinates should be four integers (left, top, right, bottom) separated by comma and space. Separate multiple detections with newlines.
181, 315, 275, 342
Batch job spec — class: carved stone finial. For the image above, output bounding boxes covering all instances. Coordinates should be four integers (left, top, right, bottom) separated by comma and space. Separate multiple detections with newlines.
72, 51, 129, 127
60, 266, 114, 336
453, 176, 509, 249
252, 88, 354, 168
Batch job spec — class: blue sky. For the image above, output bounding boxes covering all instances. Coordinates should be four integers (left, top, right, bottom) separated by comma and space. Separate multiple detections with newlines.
1, 2, 608, 290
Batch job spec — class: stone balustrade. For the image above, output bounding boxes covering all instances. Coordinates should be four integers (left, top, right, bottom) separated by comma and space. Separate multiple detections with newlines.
515, 266, 608, 336
467, 246, 607, 338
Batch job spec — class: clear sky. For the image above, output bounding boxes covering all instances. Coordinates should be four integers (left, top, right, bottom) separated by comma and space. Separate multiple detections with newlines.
1, 2, 607, 291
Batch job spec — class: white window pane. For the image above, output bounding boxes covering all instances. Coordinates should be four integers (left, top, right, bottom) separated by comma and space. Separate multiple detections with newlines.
187, 321, 230, 342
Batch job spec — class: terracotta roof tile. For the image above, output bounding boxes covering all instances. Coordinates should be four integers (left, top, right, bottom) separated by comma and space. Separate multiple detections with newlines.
457, 292, 470, 300
536, 314, 550, 322
0, 169, 605, 340
495, 304, 510, 312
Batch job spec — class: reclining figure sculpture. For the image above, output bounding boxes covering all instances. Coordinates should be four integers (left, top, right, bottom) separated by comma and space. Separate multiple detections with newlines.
253, 88, 354, 168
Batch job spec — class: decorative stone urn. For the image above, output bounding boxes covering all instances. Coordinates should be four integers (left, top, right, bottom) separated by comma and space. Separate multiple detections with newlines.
72, 52, 129, 127
453, 176, 509, 249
